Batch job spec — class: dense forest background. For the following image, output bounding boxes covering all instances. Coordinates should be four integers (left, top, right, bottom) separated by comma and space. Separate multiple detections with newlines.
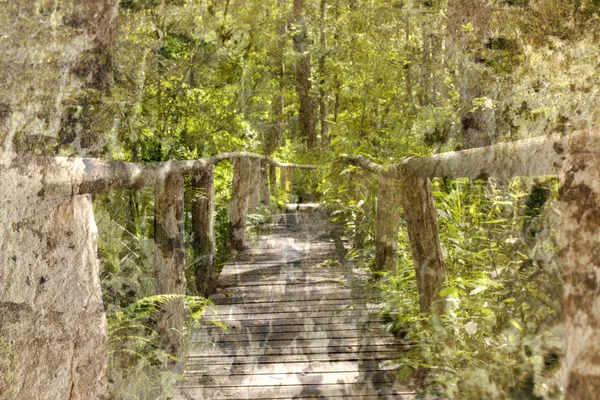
2, 0, 600, 398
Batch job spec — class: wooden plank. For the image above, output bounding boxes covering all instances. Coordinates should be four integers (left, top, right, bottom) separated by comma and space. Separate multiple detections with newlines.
188, 344, 404, 357
219, 278, 352, 288
184, 350, 404, 365
189, 327, 389, 343
213, 285, 374, 296
174, 384, 415, 400
195, 322, 390, 335
201, 315, 386, 328
183, 370, 399, 387
219, 273, 352, 285
210, 293, 380, 305
177, 208, 412, 398
211, 296, 378, 306
183, 360, 399, 376
203, 305, 378, 319
190, 336, 400, 350
204, 303, 382, 315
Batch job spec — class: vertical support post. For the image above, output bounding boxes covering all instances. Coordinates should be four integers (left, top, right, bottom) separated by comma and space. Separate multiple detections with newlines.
559, 130, 600, 397
280, 166, 290, 203
248, 158, 262, 211
401, 175, 448, 313
191, 165, 216, 297
288, 167, 294, 199
260, 160, 270, 205
154, 172, 186, 372
375, 166, 402, 271
269, 164, 277, 200
280, 166, 288, 194
352, 169, 372, 249
230, 158, 252, 252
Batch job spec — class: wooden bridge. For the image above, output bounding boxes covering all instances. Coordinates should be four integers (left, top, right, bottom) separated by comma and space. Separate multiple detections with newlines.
175, 207, 415, 399
1, 130, 599, 399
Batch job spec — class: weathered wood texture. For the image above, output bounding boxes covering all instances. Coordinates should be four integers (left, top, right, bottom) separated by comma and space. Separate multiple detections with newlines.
154, 173, 187, 372
559, 130, 600, 398
230, 158, 252, 252
400, 134, 565, 180
280, 166, 289, 196
375, 167, 402, 271
0, 152, 317, 198
174, 209, 415, 399
248, 158, 262, 211
402, 176, 447, 313
0, 161, 108, 399
192, 166, 216, 297
352, 169, 373, 249
269, 164, 277, 200
260, 160, 270, 205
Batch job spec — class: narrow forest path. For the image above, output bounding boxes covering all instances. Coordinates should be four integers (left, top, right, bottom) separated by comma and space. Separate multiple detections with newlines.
174, 206, 416, 399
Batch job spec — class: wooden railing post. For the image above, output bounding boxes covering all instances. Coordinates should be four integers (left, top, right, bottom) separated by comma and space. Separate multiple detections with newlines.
375, 166, 402, 271
401, 175, 448, 313
260, 160, 270, 205
352, 169, 373, 249
230, 158, 252, 252
191, 166, 216, 297
248, 158, 261, 211
269, 164, 277, 200
154, 172, 186, 372
559, 130, 600, 397
280, 166, 288, 196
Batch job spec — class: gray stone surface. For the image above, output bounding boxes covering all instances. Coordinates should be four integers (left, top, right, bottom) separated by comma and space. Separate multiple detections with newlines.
0, 161, 108, 399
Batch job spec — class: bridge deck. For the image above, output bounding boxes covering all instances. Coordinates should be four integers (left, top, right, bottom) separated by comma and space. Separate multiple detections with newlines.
174, 207, 415, 399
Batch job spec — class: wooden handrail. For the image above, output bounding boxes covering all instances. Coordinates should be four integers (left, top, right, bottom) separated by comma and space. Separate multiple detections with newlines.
0, 151, 318, 197
341, 129, 600, 396
339, 131, 588, 310
342, 132, 571, 179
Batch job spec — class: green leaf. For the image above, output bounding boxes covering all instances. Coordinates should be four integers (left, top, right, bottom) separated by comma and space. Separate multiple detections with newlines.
510, 319, 523, 332
396, 365, 413, 382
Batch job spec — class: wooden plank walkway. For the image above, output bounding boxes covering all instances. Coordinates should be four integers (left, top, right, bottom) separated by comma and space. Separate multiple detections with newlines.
174, 206, 415, 399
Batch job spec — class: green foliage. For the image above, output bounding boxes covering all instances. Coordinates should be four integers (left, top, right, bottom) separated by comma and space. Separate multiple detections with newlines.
83, 0, 597, 397
106, 294, 212, 399
380, 178, 562, 399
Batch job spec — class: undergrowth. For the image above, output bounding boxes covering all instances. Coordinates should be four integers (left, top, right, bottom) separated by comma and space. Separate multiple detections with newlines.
105, 294, 214, 400
327, 174, 563, 399
381, 177, 563, 399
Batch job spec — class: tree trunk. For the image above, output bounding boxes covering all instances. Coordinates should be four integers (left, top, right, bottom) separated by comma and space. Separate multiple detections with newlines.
192, 166, 216, 297
318, 0, 329, 145
0, 159, 108, 399
446, 0, 495, 149
230, 158, 252, 252
402, 176, 447, 313
1, 0, 120, 155
374, 167, 402, 271
293, 0, 317, 148
154, 172, 186, 373
559, 130, 600, 398
264, 0, 286, 156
